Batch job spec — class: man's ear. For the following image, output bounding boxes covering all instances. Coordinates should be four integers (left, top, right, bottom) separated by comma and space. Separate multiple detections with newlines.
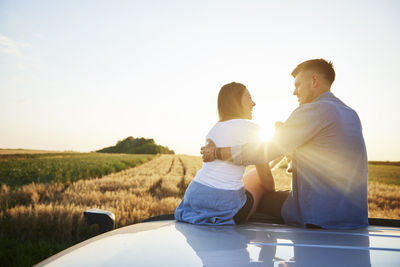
311, 73, 319, 88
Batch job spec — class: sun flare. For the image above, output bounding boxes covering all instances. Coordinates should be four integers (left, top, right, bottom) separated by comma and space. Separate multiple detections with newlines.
258, 124, 275, 142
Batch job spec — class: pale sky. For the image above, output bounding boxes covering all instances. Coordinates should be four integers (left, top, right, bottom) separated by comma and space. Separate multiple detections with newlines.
1, 0, 399, 160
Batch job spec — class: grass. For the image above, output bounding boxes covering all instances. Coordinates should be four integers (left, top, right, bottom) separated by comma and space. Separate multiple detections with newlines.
0, 152, 154, 188
0, 149, 65, 155
0, 155, 201, 266
368, 164, 400, 186
0, 238, 76, 267
0, 154, 399, 266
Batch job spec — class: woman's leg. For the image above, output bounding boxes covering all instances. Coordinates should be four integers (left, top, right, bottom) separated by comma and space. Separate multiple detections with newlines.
243, 168, 268, 219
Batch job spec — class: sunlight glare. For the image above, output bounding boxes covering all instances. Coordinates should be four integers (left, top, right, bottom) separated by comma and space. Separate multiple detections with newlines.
252, 99, 293, 144
258, 124, 274, 142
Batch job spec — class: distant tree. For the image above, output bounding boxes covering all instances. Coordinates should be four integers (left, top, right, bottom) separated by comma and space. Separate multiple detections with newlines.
97, 137, 175, 155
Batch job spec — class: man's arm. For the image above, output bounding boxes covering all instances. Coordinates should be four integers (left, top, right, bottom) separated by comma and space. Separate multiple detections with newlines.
201, 139, 283, 166
202, 103, 325, 166
201, 139, 231, 162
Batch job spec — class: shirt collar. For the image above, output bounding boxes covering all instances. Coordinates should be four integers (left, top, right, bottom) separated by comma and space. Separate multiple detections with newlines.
313, 91, 334, 103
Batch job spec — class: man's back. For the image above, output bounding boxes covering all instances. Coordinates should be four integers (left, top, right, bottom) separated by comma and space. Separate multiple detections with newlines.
279, 92, 368, 229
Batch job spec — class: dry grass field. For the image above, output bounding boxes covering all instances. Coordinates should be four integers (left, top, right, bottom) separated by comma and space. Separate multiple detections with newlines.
1, 154, 399, 266
2, 154, 398, 238
1, 155, 203, 242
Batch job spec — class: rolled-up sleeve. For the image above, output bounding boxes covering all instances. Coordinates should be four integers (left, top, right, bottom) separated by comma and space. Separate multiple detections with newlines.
274, 103, 323, 153
231, 142, 267, 166
231, 103, 324, 166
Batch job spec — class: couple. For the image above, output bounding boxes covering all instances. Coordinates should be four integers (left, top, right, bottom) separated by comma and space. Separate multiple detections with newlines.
175, 58, 368, 230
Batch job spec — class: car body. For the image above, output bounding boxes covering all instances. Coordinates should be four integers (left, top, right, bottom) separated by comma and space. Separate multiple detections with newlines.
35, 217, 400, 267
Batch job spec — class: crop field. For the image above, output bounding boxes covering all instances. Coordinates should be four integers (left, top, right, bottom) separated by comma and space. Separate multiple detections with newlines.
0, 152, 155, 187
0, 149, 65, 154
0, 154, 399, 266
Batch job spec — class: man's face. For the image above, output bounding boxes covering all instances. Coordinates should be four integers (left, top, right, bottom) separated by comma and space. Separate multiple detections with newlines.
293, 71, 315, 105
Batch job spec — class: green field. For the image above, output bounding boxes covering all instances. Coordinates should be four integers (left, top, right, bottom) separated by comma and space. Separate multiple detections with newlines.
0, 152, 155, 188
368, 163, 400, 186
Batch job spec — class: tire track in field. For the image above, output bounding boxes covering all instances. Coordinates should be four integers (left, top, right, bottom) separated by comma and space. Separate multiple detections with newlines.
167, 156, 175, 174
148, 156, 186, 199
177, 157, 187, 195
148, 156, 175, 197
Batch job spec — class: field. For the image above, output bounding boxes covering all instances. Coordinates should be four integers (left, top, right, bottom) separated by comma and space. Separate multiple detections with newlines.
0, 154, 399, 266
0, 152, 155, 188
0, 149, 68, 154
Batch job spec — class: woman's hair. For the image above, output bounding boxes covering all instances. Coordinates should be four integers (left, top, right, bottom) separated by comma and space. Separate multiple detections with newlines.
218, 82, 247, 121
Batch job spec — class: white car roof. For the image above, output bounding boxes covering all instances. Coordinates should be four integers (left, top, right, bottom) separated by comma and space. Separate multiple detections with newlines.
35, 220, 400, 267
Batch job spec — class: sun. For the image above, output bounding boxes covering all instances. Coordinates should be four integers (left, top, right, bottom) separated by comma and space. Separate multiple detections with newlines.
258, 124, 275, 142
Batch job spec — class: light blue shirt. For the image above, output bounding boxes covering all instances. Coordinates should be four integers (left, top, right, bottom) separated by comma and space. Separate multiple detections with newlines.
231, 92, 368, 229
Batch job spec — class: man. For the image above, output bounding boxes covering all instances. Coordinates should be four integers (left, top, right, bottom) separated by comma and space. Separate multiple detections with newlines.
201, 59, 368, 229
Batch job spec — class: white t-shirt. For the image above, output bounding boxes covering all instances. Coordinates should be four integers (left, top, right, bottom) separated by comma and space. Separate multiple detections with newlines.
194, 119, 260, 190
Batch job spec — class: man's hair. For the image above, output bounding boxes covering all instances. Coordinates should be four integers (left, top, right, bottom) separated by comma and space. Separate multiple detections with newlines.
218, 82, 247, 121
291, 59, 336, 85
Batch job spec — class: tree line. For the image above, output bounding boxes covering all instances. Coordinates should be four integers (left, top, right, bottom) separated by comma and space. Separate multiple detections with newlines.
97, 136, 175, 155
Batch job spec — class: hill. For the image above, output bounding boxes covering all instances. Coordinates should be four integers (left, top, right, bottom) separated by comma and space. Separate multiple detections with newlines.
97, 136, 174, 155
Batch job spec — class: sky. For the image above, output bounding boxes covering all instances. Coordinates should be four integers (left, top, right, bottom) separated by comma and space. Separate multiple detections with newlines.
0, 0, 399, 160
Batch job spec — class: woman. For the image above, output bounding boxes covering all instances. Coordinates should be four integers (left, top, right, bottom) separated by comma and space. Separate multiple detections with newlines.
174, 82, 275, 225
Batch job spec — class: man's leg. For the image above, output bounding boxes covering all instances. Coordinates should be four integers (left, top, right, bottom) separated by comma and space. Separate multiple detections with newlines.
256, 190, 290, 219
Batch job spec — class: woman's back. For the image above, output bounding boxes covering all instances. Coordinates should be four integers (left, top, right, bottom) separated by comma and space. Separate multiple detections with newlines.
194, 119, 259, 190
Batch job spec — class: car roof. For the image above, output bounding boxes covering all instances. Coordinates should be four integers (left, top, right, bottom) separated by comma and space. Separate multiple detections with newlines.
35, 220, 400, 267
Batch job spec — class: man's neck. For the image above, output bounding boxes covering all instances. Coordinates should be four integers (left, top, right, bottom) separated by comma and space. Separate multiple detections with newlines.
312, 88, 331, 102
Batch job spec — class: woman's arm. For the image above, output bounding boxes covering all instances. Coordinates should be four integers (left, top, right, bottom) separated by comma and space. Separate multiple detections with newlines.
255, 163, 275, 192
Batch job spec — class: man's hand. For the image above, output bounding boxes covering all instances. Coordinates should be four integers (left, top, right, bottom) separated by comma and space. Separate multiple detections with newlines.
286, 154, 293, 173
275, 121, 292, 173
201, 139, 216, 162
274, 121, 284, 130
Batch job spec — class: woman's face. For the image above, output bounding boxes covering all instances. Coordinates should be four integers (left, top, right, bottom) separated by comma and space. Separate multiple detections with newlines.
241, 89, 256, 120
